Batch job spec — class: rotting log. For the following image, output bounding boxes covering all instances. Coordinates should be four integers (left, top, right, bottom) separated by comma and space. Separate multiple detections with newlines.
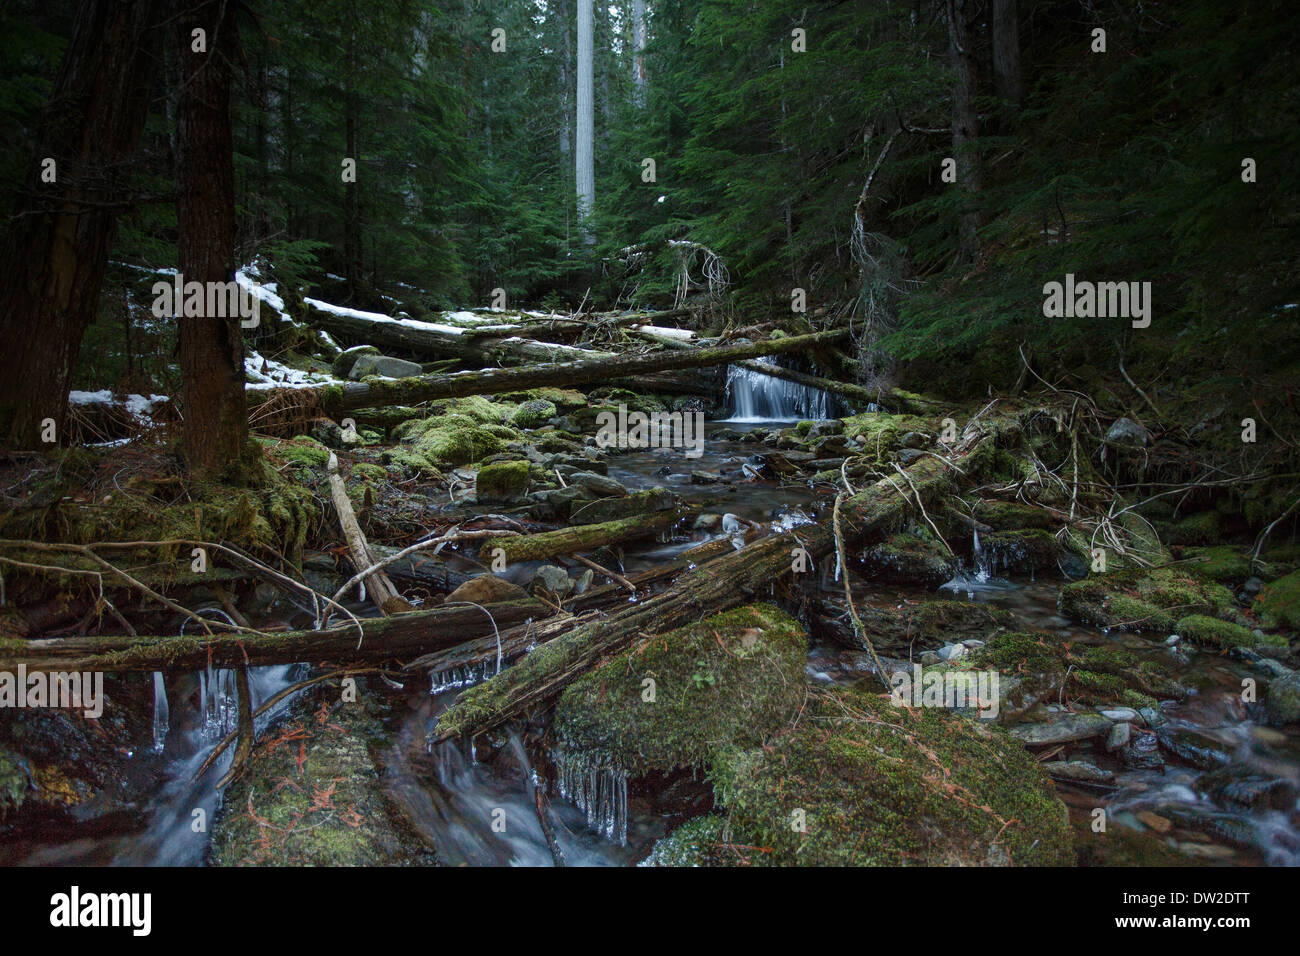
252, 329, 848, 419
430, 408, 1030, 743
327, 451, 408, 613
479, 508, 687, 565
0, 598, 551, 673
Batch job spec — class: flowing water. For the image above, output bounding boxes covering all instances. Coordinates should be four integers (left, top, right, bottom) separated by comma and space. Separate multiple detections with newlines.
6, 378, 1298, 866
721, 356, 837, 422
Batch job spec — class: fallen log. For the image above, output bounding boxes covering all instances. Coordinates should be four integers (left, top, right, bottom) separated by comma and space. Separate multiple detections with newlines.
253, 329, 848, 419
327, 451, 408, 614
431, 408, 1027, 743
0, 598, 551, 673
478, 508, 687, 565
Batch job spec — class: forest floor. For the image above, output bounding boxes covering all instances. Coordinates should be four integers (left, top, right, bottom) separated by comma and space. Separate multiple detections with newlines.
2, 300, 1298, 867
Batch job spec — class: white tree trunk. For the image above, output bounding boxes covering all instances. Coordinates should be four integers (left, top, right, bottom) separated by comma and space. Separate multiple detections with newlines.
632, 0, 647, 107
576, 0, 595, 244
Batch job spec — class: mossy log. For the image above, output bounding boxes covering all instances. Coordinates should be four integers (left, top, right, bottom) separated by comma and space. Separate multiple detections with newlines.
479, 508, 687, 565
254, 329, 848, 419
431, 408, 1030, 743
0, 598, 550, 672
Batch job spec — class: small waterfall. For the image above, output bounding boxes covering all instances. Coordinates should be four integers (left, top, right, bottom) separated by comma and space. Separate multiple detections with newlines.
723, 356, 831, 422
151, 672, 170, 753
554, 749, 629, 845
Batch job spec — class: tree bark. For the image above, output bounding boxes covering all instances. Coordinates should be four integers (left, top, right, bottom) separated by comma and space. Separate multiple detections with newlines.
173, 0, 249, 476
575, 0, 595, 244
0, 0, 161, 449
947, 0, 982, 265
991, 0, 1023, 115
632, 0, 647, 107
256, 329, 847, 419
1, 599, 550, 673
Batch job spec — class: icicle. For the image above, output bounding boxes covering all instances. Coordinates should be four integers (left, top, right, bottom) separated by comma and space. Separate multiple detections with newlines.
554, 750, 629, 846
151, 671, 169, 753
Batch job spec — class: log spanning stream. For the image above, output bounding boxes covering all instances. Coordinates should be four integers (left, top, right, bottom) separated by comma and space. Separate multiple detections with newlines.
3, 376, 1298, 867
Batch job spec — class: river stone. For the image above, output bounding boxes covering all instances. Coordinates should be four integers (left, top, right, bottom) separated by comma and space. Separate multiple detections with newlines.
897, 447, 926, 465
1121, 729, 1164, 769
445, 574, 528, 605
332, 344, 379, 378
1194, 765, 1297, 810
690, 470, 720, 484
349, 353, 423, 380
1106, 417, 1149, 447
1155, 727, 1232, 770
1265, 672, 1300, 726
1010, 713, 1113, 745
1099, 707, 1140, 722
569, 471, 628, 497
1043, 760, 1116, 784
1106, 721, 1132, 751
475, 460, 531, 503
532, 564, 572, 597
573, 487, 677, 524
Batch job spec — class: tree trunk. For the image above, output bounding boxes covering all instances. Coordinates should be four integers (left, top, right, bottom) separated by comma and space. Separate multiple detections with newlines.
0, 0, 160, 449
173, 0, 249, 477
947, 0, 982, 265
253, 329, 848, 419
991, 0, 1023, 115
0, 599, 550, 673
632, 0, 647, 107
575, 0, 595, 244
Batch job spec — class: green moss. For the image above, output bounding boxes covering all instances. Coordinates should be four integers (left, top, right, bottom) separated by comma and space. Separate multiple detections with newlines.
1256, 570, 1300, 630
553, 604, 807, 775
1165, 511, 1221, 546
974, 500, 1059, 531
1059, 567, 1234, 633
349, 462, 388, 483
642, 815, 730, 867
794, 420, 814, 437
707, 685, 1075, 866
1182, 546, 1258, 584
862, 531, 955, 586
497, 387, 587, 411
395, 412, 517, 466
508, 399, 558, 428
475, 460, 531, 501
0, 747, 28, 817
1173, 614, 1260, 650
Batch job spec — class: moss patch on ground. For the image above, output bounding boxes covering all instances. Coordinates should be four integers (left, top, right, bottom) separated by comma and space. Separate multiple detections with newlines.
1256, 570, 1300, 630
703, 684, 1075, 866
394, 412, 519, 467
553, 604, 807, 776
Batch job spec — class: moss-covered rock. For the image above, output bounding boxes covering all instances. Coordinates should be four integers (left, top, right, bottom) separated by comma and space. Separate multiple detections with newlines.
475, 460, 531, 502
1059, 567, 1234, 633
508, 399, 558, 428
553, 604, 807, 776
973, 500, 1059, 532
641, 815, 730, 867
1164, 511, 1221, 546
212, 689, 432, 867
861, 531, 956, 588
395, 413, 517, 467
349, 462, 389, 484
962, 631, 1183, 711
1174, 613, 1277, 651
979, 529, 1062, 575
705, 685, 1075, 866
1182, 546, 1258, 585
1256, 570, 1300, 630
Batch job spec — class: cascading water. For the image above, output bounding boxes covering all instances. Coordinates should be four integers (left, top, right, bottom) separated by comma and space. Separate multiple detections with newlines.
151, 671, 170, 753
722, 356, 832, 422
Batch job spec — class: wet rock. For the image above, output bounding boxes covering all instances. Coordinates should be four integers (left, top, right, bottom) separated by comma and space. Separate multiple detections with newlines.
1134, 810, 1173, 834
1044, 760, 1116, 784
1106, 720, 1132, 751
1194, 766, 1297, 810
693, 513, 722, 532
690, 470, 720, 484
1099, 707, 1140, 722
1121, 729, 1164, 769
1155, 727, 1232, 770
1010, 713, 1113, 745
349, 354, 423, 380
569, 471, 627, 497
445, 574, 528, 605
808, 457, 847, 471
808, 420, 844, 438
572, 487, 678, 524
897, 447, 927, 466
527, 485, 589, 521
860, 532, 956, 588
